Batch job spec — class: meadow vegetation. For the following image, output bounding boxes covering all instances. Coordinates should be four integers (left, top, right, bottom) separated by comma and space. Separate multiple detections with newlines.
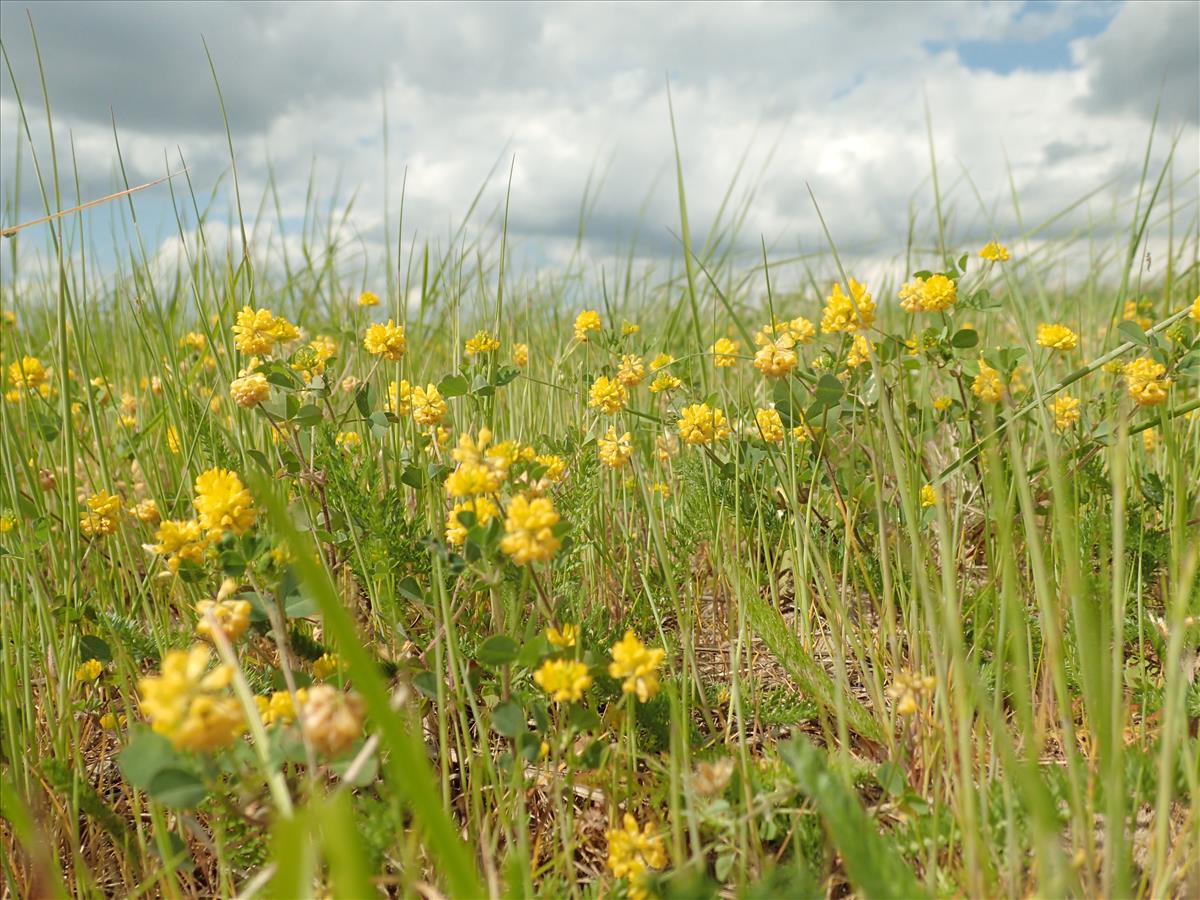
1, 48, 1198, 900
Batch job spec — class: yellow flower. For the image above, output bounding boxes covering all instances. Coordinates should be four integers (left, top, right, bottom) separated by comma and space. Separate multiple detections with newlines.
589, 375, 628, 415
651, 482, 670, 498
649, 371, 682, 393
8, 356, 49, 389
534, 454, 567, 482
607, 813, 667, 892
138, 645, 243, 751
648, 353, 673, 371
598, 428, 633, 469
887, 669, 936, 717
574, 309, 602, 341
1190, 295, 1200, 321
846, 333, 874, 368
971, 359, 1004, 404
270, 315, 300, 345
608, 630, 665, 703
387, 379, 412, 416
132, 498, 160, 524
711, 337, 739, 367
194, 468, 256, 537
464, 330, 501, 355
821, 279, 875, 333
196, 595, 253, 642
233, 306, 280, 356
363, 319, 408, 361
80, 491, 121, 537
446, 429, 510, 496
149, 518, 210, 571
533, 659, 592, 703
753, 408, 784, 443
677, 403, 730, 446
1051, 394, 1081, 432
301, 684, 365, 756
512, 342, 529, 367
256, 688, 307, 725
933, 395, 953, 412
357, 290, 380, 307
1123, 357, 1172, 407
336, 430, 362, 452
445, 496, 499, 546
75, 659, 104, 684
621, 320, 641, 336
166, 425, 181, 454
753, 337, 798, 378
230, 371, 270, 408
411, 383, 447, 426
755, 318, 813, 346
919, 484, 936, 508
1037, 323, 1078, 351
500, 495, 561, 565
99, 712, 126, 730
899, 274, 957, 313
312, 653, 346, 680
546, 624, 578, 649
979, 241, 1010, 262
1142, 428, 1158, 453
617, 354, 646, 387
0, 513, 17, 533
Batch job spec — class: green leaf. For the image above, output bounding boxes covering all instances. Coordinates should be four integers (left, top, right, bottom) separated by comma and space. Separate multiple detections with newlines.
293, 404, 323, 428
477, 635, 519, 667
118, 730, 178, 790
1117, 320, 1150, 346
398, 576, 427, 606
146, 768, 207, 809
79, 635, 112, 662
815, 374, 843, 405
492, 366, 520, 387
781, 738, 926, 899
400, 465, 426, 489
354, 385, 372, 418
438, 374, 470, 398
491, 700, 526, 737
950, 328, 979, 349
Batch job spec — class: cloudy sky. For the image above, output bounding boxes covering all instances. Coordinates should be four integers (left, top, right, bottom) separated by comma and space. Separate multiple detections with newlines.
1, 0, 1197, 282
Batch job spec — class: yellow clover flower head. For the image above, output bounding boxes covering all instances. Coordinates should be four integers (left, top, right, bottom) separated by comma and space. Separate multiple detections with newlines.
301, 684, 365, 757
1036, 323, 1078, 351
137, 645, 244, 751
753, 407, 784, 443
411, 383, 447, 426
1050, 394, 1081, 432
194, 468, 256, 537
710, 337, 739, 367
500, 495, 561, 565
464, 330, 501, 356
608, 630, 665, 703
598, 428, 633, 469
533, 659, 592, 704
588, 375, 628, 415
820, 278, 875, 333
546, 624, 577, 649
606, 812, 668, 890
979, 241, 1010, 262
677, 403, 730, 446
1122, 357, 1172, 407
363, 319, 408, 361
357, 290, 380, 307
574, 309, 602, 341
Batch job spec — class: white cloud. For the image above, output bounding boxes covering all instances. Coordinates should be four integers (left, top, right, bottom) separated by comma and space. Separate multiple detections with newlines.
1, 0, 1195, 294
